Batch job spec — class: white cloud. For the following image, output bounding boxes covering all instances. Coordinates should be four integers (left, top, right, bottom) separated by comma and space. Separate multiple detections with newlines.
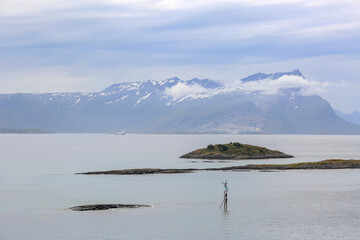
0, 66, 103, 93
2, 0, 360, 16
164, 82, 208, 100
164, 74, 332, 102
0, 0, 74, 16
322, 80, 347, 88
285, 21, 360, 38
1, 0, 360, 112
236, 74, 347, 97
238, 75, 324, 95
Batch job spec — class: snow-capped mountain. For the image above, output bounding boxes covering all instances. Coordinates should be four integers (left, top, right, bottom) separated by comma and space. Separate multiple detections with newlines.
0, 70, 359, 134
98, 77, 226, 106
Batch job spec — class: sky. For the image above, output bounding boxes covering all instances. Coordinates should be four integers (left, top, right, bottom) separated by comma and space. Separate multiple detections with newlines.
0, 0, 360, 112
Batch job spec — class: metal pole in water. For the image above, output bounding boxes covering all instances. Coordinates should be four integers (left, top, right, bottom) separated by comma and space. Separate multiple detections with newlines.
224, 191, 228, 211
221, 181, 229, 211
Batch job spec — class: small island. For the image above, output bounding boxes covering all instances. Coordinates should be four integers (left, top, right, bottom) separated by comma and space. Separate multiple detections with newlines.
180, 142, 293, 160
79, 168, 195, 175
77, 159, 360, 175
0, 128, 48, 134
69, 204, 152, 211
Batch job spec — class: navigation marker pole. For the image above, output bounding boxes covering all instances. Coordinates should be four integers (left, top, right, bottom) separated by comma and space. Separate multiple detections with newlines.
220, 181, 229, 211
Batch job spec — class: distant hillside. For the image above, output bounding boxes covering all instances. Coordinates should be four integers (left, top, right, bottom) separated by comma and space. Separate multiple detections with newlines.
0, 70, 359, 134
0, 128, 48, 134
334, 110, 360, 126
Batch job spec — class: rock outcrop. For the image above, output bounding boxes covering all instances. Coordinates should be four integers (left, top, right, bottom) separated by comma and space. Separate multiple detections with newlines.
69, 204, 152, 211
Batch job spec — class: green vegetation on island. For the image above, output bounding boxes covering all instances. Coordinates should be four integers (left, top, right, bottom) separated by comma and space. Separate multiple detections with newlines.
180, 142, 293, 160
77, 159, 360, 175
0, 128, 48, 134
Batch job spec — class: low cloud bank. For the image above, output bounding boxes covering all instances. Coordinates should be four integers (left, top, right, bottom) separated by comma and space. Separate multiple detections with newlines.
164, 82, 208, 100
241, 75, 325, 95
164, 75, 344, 101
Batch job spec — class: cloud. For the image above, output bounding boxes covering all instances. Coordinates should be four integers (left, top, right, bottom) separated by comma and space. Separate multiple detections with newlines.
285, 21, 360, 38
236, 74, 349, 97
227, 75, 324, 95
2, 0, 359, 16
1, 0, 360, 111
0, 66, 103, 93
164, 74, 328, 102
164, 82, 209, 100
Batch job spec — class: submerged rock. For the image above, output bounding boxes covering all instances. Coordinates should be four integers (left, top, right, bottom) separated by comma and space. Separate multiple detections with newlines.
69, 204, 152, 211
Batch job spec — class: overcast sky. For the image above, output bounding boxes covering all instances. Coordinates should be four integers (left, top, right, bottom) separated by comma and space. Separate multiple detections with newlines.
1, 0, 359, 112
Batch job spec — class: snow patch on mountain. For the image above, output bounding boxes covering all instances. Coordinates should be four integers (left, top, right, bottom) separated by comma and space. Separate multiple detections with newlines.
106, 95, 128, 105
99, 70, 329, 106
164, 81, 231, 103
134, 92, 152, 107
74, 70, 332, 108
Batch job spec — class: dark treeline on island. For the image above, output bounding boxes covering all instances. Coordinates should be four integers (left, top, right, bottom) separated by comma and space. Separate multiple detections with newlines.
180, 142, 293, 160
0, 128, 48, 134
78, 159, 360, 175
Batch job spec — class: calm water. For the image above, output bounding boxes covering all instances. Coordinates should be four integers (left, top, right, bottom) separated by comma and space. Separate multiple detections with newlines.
1, 134, 360, 240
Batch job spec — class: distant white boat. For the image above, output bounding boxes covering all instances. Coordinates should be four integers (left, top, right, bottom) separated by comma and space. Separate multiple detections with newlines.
114, 130, 126, 135
115, 130, 126, 135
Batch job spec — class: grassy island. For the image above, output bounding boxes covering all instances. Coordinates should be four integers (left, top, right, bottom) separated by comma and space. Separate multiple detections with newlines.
180, 142, 293, 160
77, 159, 360, 175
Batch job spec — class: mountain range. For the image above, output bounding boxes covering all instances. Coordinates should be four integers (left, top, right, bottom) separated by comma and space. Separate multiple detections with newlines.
0, 69, 359, 134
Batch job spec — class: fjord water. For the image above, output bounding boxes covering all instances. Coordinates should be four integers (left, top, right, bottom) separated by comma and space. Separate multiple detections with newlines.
1, 134, 360, 240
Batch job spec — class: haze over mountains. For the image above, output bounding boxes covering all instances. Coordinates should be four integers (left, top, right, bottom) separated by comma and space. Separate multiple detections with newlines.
0, 70, 359, 134
334, 110, 360, 126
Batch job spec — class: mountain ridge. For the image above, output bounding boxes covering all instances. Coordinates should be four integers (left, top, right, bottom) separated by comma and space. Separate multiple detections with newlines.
240, 69, 304, 82
0, 70, 359, 134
